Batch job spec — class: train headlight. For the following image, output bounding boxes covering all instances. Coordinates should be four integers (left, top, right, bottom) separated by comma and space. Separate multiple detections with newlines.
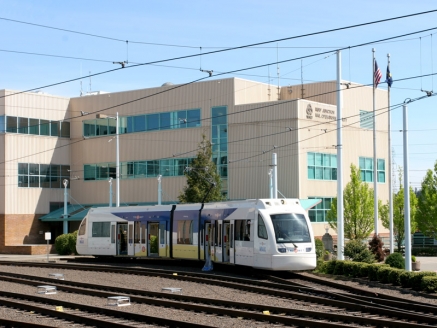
277, 244, 287, 253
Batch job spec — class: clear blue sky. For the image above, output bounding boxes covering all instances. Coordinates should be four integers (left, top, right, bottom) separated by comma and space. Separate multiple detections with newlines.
1, 0, 436, 191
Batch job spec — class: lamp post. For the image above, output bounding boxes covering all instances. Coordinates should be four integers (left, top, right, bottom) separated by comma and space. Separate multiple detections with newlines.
62, 179, 69, 234
97, 112, 120, 207
157, 175, 162, 205
108, 177, 113, 207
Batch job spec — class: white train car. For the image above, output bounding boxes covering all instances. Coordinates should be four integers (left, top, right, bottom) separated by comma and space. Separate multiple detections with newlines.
76, 199, 316, 271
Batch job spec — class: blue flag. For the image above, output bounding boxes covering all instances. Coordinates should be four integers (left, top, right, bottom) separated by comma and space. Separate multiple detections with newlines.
386, 66, 393, 87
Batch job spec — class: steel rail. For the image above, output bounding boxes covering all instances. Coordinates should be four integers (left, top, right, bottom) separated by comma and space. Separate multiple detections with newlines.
0, 272, 435, 327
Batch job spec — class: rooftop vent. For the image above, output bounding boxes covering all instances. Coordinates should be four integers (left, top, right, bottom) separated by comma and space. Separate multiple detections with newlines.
161, 82, 174, 87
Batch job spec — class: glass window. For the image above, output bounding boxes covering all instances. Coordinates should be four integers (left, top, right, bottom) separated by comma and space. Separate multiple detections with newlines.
271, 213, 311, 243
119, 116, 127, 134
83, 120, 96, 137
18, 175, 28, 187
359, 157, 385, 183
29, 175, 39, 188
307, 152, 337, 181
177, 220, 193, 244
308, 197, 334, 223
29, 118, 39, 135
37, 119, 48, 136
0, 116, 5, 133
177, 111, 187, 128
187, 109, 201, 127
17, 117, 28, 134
211, 107, 226, 125
92, 222, 110, 237
29, 163, 39, 175
147, 160, 159, 177
60, 122, 70, 138
108, 118, 116, 135
147, 114, 159, 131
84, 164, 96, 180
18, 163, 28, 175
50, 122, 59, 137
258, 214, 268, 239
160, 112, 171, 130
96, 119, 108, 136
175, 159, 187, 176
6, 116, 17, 133
133, 115, 146, 132
134, 161, 147, 177
160, 159, 174, 176
127, 116, 134, 133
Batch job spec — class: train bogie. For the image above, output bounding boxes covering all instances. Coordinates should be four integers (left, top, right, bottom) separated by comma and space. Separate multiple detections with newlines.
76, 199, 316, 271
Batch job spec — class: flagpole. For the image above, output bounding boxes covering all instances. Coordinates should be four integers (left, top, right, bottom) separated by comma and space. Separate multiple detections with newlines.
387, 53, 394, 253
373, 48, 379, 236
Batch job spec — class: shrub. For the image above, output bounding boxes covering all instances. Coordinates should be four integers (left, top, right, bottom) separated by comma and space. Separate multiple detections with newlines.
411, 271, 437, 291
368, 263, 389, 281
385, 252, 405, 269
411, 255, 416, 262
326, 260, 337, 274
333, 260, 345, 275
315, 259, 328, 273
388, 268, 404, 285
150, 235, 158, 253
342, 261, 355, 277
344, 239, 375, 263
421, 276, 437, 293
368, 234, 385, 262
315, 239, 324, 259
358, 263, 371, 278
54, 234, 69, 255
377, 266, 393, 284
400, 271, 416, 288
54, 231, 78, 255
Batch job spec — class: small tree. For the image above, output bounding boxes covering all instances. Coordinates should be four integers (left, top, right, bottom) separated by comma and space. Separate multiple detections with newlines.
416, 161, 437, 239
327, 164, 375, 240
380, 168, 418, 252
368, 234, 385, 262
178, 134, 225, 203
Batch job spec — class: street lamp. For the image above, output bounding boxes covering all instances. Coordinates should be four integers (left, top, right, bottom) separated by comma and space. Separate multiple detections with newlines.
157, 175, 162, 205
108, 177, 113, 207
97, 112, 119, 207
62, 179, 69, 234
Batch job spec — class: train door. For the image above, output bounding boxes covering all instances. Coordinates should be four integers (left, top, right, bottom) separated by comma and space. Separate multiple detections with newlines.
229, 222, 235, 263
204, 222, 212, 262
148, 222, 159, 256
128, 221, 134, 256
117, 223, 128, 255
223, 222, 231, 263
158, 221, 168, 257
215, 221, 222, 262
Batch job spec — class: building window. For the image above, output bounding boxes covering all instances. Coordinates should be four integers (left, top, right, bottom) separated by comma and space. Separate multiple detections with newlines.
1, 116, 69, 138
307, 152, 337, 181
211, 106, 228, 186
84, 158, 194, 181
83, 109, 201, 138
308, 197, 334, 223
18, 163, 70, 188
359, 157, 385, 183
360, 110, 373, 129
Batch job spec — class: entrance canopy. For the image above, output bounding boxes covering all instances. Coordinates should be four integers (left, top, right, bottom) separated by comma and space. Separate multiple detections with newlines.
300, 198, 322, 211
39, 204, 95, 222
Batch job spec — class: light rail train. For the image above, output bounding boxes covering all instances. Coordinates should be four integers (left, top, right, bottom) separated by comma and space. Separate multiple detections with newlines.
76, 198, 316, 271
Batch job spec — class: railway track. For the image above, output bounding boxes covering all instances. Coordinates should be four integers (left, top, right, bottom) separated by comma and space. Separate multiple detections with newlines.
0, 261, 436, 327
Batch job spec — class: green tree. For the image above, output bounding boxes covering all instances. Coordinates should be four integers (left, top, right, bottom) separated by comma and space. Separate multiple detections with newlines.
416, 161, 437, 239
178, 134, 225, 203
380, 168, 418, 252
327, 164, 375, 240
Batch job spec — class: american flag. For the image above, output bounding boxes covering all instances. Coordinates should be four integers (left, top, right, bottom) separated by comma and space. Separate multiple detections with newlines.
374, 60, 382, 87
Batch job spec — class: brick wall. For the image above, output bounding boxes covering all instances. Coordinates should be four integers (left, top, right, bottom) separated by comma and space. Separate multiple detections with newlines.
5, 214, 52, 245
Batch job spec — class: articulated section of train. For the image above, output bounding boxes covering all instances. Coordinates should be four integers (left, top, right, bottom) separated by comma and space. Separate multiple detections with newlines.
76, 198, 316, 271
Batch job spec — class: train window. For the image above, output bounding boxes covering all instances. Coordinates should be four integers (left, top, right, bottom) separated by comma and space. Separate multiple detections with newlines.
177, 220, 193, 244
258, 215, 268, 240
78, 218, 87, 236
271, 213, 311, 243
92, 222, 110, 237
218, 223, 222, 247
128, 225, 133, 244
159, 222, 165, 244
235, 220, 251, 241
134, 221, 140, 243
230, 224, 234, 247
111, 225, 115, 244
141, 224, 146, 243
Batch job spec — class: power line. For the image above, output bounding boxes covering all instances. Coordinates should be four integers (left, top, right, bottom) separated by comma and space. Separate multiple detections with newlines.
2, 9, 436, 49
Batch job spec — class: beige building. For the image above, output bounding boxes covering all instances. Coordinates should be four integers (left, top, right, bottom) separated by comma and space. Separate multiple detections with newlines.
0, 78, 389, 254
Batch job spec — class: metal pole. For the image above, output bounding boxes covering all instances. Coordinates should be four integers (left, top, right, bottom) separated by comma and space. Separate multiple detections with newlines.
109, 178, 113, 207
388, 53, 394, 253
268, 169, 273, 198
116, 112, 120, 207
403, 104, 412, 271
157, 175, 162, 205
272, 153, 278, 199
62, 179, 68, 234
336, 50, 344, 260
372, 48, 379, 236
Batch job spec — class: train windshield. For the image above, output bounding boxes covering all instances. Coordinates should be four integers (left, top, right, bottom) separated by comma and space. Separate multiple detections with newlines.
271, 213, 311, 244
